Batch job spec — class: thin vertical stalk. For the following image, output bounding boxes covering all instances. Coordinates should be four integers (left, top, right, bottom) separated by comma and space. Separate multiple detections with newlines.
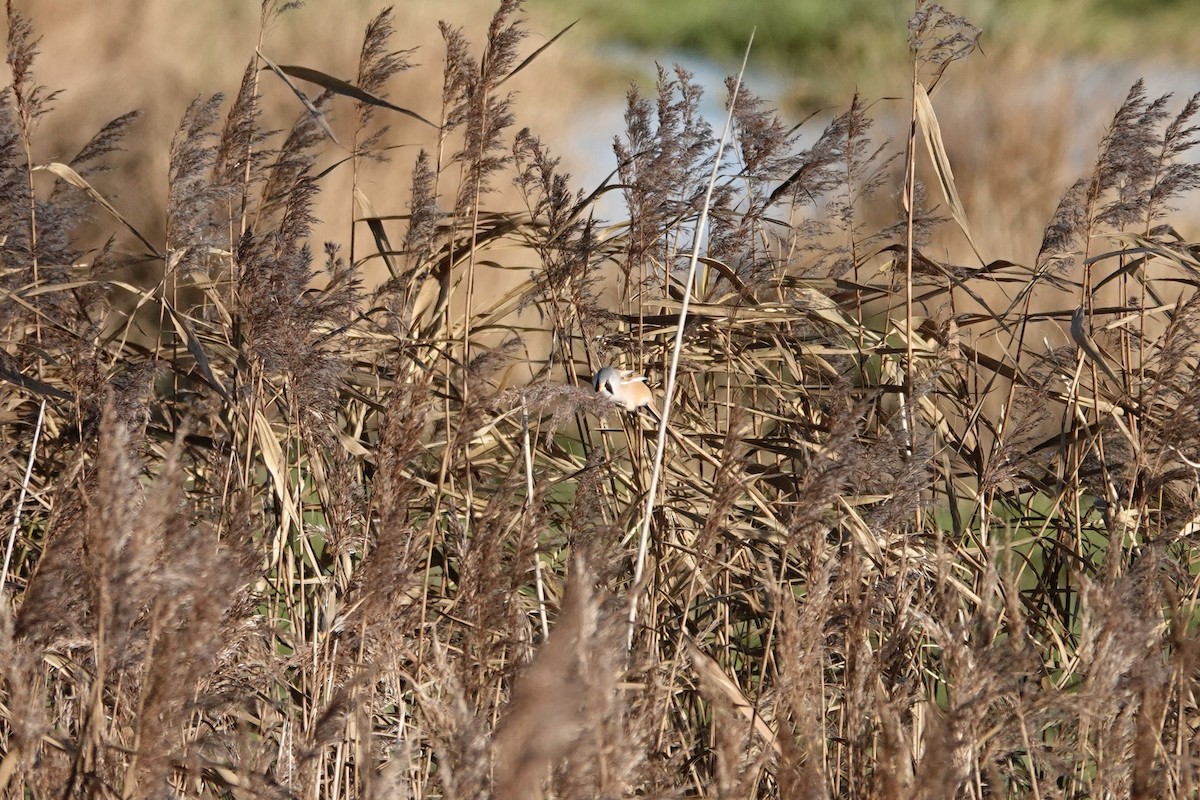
521, 399, 550, 639
626, 30, 755, 649
0, 399, 45, 601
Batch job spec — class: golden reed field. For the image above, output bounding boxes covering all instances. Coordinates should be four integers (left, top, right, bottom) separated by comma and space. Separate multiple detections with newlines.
2, 1, 1200, 798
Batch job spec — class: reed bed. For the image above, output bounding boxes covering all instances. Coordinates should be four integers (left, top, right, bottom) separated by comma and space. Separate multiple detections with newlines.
2, 1, 1200, 797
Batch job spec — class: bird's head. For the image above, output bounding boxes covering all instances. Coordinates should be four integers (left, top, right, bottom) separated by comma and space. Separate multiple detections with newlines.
593, 366, 653, 412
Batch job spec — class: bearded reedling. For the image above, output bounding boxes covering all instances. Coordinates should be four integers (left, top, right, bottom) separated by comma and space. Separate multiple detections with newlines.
592, 367, 656, 414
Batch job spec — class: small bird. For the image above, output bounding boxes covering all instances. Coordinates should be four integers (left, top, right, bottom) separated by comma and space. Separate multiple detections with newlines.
593, 367, 656, 413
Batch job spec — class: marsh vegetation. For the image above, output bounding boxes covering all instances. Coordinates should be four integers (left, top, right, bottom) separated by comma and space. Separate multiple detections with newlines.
2, 1, 1200, 797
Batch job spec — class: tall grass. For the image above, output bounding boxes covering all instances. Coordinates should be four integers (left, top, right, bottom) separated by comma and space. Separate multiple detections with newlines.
2, 1, 1200, 798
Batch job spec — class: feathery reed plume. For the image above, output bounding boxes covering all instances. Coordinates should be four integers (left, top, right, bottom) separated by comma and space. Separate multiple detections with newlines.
442, 0, 526, 217
613, 64, 715, 308
258, 89, 331, 222
493, 558, 624, 799
512, 128, 603, 371
1037, 177, 1088, 271
907, 2, 981, 76
352, 6, 414, 163
166, 94, 229, 274
67, 111, 141, 179
1, 2, 81, 342
212, 61, 270, 234
401, 148, 438, 268
1146, 92, 1200, 224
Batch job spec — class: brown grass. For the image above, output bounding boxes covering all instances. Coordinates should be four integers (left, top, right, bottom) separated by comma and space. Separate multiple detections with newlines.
3, 1, 1200, 798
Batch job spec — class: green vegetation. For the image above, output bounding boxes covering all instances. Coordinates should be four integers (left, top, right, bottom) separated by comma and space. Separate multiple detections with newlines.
536, 0, 909, 65
2, 0, 1200, 797
537, 0, 1200, 103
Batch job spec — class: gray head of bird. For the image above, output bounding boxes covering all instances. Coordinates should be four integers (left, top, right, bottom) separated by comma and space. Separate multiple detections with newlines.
592, 366, 654, 412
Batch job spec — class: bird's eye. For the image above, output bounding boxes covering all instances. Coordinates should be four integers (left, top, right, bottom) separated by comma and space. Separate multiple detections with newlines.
604, 381, 613, 394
